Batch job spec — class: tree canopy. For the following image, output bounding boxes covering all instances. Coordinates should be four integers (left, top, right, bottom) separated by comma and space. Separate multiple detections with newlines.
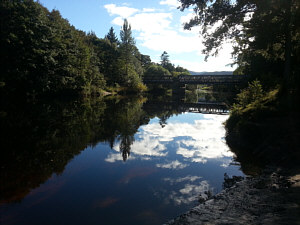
0, 0, 190, 98
179, 0, 300, 90
0, 1, 153, 98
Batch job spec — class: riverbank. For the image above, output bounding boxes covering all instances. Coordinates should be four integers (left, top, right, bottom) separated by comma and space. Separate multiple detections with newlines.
165, 168, 300, 225
165, 88, 300, 224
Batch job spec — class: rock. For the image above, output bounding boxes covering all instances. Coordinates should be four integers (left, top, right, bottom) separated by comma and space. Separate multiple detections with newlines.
164, 171, 300, 225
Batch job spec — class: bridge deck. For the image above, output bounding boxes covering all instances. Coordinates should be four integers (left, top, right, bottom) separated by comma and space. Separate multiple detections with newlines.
143, 74, 247, 85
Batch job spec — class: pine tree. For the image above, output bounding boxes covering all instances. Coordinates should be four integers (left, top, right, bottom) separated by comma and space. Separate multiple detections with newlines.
105, 27, 119, 45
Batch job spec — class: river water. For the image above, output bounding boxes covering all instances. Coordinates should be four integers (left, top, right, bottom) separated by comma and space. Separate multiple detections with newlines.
0, 95, 243, 225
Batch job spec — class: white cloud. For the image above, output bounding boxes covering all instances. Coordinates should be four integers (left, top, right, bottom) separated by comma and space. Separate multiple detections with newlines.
104, 114, 234, 166
105, 153, 129, 163
104, 4, 139, 18
135, 114, 233, 164
165, 180, 210, 205
174, 115, 234, 162
108, 136, 168, 158
179, 181, 209, 195
156, 160, 188, 169
130, 135, 168, 157
111, 17, 125, 26
142, 8, 156, 12
104, 2, 235, 72
163, 175, 202, 185
105, 3, 204, 54
172, 43, 236, 72
140, 31, 204, 54
143, 114, 233, 163
159, 0, 181, 8
110, 12, 173, 38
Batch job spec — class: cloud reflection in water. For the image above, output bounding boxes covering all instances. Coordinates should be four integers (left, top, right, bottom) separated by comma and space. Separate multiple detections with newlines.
105, 114, 233, 166
162, 176, 210, 205
156, 160, 188, 169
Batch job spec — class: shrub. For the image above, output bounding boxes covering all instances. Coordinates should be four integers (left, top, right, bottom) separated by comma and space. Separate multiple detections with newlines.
235, 80, 264, 108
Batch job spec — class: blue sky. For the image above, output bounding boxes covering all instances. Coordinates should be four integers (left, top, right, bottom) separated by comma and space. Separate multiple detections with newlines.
37, 0, 235, 72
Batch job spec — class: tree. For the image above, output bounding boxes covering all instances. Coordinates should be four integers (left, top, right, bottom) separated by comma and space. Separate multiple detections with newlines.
105, 27, 119, 45
160, 51, 170, 68
144, 64, 171, 78
0, 0, 106, 97
119, 19, 145, 90
140, 54, 152, 69
178, 0, 300, 89
0, 0, 51, 94
160, 51, 177, 73
87, 33, 122, 86
119, 19, 135, 78
120, 19, 135, 71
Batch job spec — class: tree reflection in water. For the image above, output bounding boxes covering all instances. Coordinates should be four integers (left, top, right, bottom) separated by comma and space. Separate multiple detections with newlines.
119, 134, 134, 161
0, 94, 239, 205
0, 96, 186, 203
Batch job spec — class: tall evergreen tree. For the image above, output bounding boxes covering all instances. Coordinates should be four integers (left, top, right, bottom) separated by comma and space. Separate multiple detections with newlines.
160, 51, 170, 68
105, 27, 119, 45
120, 19, 136, 76
119, 19, 143, 89
160, 51, 176, 73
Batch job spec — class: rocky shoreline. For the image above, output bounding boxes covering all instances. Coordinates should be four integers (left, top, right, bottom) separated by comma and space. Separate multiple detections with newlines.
164, 168, 300, 225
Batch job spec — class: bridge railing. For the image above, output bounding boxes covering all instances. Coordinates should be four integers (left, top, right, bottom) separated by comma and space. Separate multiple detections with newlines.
178, 75, 247, 84
143, 74, 248, 84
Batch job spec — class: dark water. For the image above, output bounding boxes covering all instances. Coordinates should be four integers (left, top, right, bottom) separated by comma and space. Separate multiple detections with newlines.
0, 95, 243, 225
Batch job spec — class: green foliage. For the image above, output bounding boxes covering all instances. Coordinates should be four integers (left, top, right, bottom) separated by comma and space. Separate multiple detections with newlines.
160, 51, 177, 72
234, 80, 264, 108
158, 51, 190, 77
160, 51, 170, 67
0, 1, 151, 97
0, 0, 107, 97
115, 19, 146, 91
226, 87, 279, 140
140, 54, 152, 69
105, 27, 119, 45
120, 19, 136, 71
178, 0, 300, 91
144, 64, 171, 77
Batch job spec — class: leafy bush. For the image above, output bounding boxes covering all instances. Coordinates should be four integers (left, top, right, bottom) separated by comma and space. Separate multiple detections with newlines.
144, 64, 171, 77
234, 80, 264, 109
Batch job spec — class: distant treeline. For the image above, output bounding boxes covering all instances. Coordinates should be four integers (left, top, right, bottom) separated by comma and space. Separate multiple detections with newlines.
0, 0, 189, 98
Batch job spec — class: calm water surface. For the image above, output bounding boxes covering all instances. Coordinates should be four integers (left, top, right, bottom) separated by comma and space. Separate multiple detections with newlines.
0, 98, 243, 225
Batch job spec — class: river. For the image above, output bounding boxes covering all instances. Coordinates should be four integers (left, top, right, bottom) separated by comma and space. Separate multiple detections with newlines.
0, 93, 244, 225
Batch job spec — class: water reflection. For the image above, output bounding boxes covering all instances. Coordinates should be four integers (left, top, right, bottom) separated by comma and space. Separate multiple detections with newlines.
0, 96, 243, 225
1, 99, 105, 204
107, 113, 233, 167
1, 97, 147, 204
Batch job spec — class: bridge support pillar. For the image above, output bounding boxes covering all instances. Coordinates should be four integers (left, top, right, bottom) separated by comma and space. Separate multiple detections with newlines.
172, 81, 186, 101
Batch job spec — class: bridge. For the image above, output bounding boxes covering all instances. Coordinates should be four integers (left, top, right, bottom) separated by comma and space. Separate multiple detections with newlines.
143, 101, 229, 115
143, 74, 247, 85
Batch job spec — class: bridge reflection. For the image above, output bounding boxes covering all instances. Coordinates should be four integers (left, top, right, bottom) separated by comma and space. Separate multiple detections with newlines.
180, 102, 229, 114
143, 101, 229, 115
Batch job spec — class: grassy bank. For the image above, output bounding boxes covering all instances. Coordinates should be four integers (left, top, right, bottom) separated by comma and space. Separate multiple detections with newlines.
225, 83, 300, 175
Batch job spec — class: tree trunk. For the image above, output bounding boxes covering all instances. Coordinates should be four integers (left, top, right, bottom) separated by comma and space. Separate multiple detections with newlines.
283, 0, 292, 88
